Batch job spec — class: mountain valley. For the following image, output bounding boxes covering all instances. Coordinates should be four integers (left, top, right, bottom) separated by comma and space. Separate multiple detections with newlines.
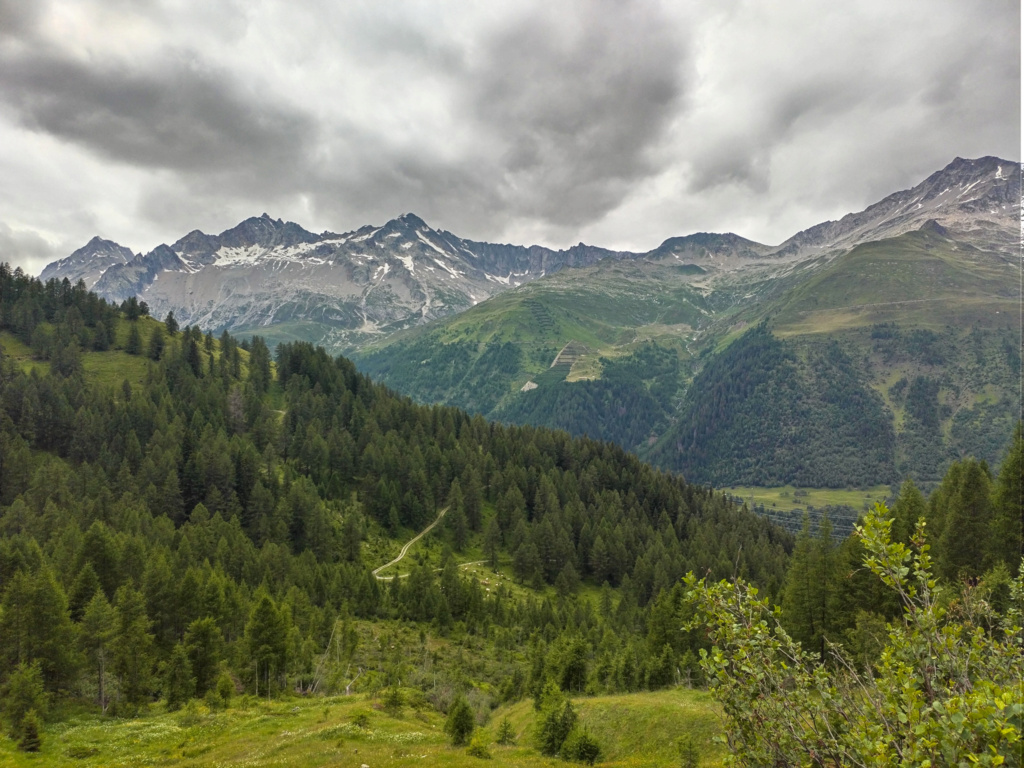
354, 157, 1022, 490
2, 156, 1021, 765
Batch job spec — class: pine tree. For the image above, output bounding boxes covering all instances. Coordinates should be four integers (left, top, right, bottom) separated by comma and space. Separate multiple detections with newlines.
447, 482, 469, 551
184, 617, 224, 697
68, 562, 102, 621
444, 695, 475, 746
164, 310, 178, 335
125, 322, 142, 355
0, 566, 78, 693
534, 682, 576, 756
782, 514, 838, 658
462, 468, 483, 531
93, 319, 110, 350
162, 643, 195, 711
891, 478, 926, 545
147, 323, 165, 360
245, 592, 287, 697
184, 330, 203, 377
513, 539, 542, 584
555, 562, 580, 597
991, 423, 1023, 572
17, 708, 41, 752
939, 459, 992, 580
1, 662, 47, 739
496, 715, 516, 745
79, 591, 116, 713
483, 517, 502, 571
111, 585, 155, 711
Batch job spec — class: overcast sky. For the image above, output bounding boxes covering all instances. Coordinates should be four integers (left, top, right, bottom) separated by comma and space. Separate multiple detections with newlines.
0, 0, 1019, 275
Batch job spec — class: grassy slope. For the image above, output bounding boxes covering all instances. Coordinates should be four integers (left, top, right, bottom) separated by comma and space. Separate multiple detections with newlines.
0, 689, 724, 767
0, 317, 255, 392
355, 259, 706, 401
770, 228, 1019, 336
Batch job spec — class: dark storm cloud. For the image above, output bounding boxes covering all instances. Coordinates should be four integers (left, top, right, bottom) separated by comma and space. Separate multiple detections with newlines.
467, 1, 685, 227
0, 49, 315, 178
133, 0, 689, 241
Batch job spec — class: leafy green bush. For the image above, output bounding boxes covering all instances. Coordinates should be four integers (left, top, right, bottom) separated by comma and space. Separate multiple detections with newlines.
686, 504, 1024, 765
466, 731, 492, 759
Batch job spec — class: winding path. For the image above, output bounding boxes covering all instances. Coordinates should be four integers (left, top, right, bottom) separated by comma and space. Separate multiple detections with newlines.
372, 506, 449, 580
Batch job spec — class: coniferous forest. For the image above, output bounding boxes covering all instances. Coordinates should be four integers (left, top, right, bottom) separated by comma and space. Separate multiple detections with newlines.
0, 265, 1020, 764
0, 268, 789, 742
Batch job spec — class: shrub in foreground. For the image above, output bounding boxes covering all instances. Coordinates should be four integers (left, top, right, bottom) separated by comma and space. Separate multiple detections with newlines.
686, 504, 1024, 765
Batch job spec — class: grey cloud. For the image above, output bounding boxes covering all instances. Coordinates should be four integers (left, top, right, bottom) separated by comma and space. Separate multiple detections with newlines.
0, 50, 316, 178
148, 1, 691, 242
466, 0, 687, 227
685, 1, 1019, 206
0, 222, 60, 275
0, 0, 46, 40
0, 0, 1017, 260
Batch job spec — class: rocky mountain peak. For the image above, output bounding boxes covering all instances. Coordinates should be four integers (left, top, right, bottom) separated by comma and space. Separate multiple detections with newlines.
396, 212, 427, 228
39, 235, 134, 289
217, 214, 318, 250
775, 155, 1019, 259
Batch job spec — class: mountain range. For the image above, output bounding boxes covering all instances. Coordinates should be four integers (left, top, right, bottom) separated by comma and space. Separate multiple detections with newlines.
38, 156, 1022, 489
353, 157, 1021, 490
39, 211, 631, 351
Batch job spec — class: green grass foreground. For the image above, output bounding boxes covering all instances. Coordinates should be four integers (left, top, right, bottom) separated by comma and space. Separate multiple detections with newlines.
0, 689, 723, 767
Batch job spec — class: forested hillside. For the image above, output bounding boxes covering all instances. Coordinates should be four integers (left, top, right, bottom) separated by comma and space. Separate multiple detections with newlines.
647, 324, 897, 487
0, 265, 790, 750
356, 221, 1021, 490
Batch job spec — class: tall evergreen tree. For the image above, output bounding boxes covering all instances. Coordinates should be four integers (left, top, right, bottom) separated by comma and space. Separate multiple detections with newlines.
484, 517, 502, 571
147, 323, 165, 360
79, 591, 116, 713
162, 643, 195, 711
447, 480, 469, 551
991, 423, 1023, 573
245, 592, 287, 697
1, 662, 47, 740
0, 567, 77, 693
184, 617, 224, 697
938, 459, 993, 580
782, 514, 838, 658
891, 478, 926, 545
125, 322, 142, 355
111, 585, 155, 711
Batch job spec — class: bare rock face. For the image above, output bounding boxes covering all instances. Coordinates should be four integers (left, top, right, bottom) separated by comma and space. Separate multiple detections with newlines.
45, 212, 635, 351
39, 236, 134, 289
772, 156, 1020, 259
